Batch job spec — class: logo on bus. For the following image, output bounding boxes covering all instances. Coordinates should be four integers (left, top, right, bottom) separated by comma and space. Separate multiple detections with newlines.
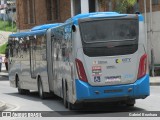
93, 61, 107, 65
115, 58, 131, 64
115, 59, 122, 64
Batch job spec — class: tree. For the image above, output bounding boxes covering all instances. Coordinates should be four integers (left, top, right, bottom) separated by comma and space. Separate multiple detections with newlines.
115, 0, 137, 13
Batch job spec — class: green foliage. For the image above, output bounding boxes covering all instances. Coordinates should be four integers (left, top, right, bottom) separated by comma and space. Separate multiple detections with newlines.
115, 0, 136, 13
0, 20, 17, 32
0, 42, 7, 54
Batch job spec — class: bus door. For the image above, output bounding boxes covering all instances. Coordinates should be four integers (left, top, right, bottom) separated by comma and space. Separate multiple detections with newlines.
51, 32, 63, 94
51, 37, 58, 82
29, 36, 36, 78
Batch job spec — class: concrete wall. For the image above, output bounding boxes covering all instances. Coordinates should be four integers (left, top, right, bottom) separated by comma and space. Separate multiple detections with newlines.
145, 11, 160, 65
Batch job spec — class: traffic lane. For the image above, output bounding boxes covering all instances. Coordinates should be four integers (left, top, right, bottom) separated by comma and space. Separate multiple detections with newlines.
2, 84, 146, 112
5, 91, 146, 112
0, 79, 159, 115
0, 79, 144, 112
3, 91, 147, 117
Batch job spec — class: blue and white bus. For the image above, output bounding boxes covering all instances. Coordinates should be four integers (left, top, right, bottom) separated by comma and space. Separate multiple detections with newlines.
8, 12, 150, 110
48, 12, 150, 109
8, 23, 62, 98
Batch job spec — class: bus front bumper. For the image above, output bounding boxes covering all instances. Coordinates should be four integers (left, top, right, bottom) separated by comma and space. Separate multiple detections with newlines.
75, 74, 150, 102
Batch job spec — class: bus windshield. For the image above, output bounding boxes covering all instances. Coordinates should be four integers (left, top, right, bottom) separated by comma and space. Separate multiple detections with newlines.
80, 19, 138, 43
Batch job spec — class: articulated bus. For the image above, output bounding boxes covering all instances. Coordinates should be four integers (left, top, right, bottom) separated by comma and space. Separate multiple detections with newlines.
8, 23, 62, 97
8, 12, 150, 110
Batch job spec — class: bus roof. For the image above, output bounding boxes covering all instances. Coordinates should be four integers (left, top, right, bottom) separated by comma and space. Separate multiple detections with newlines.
9, 29, 46, 39
9, 23, 63, 39
31, 23, 62, 31
66, 12, 144, 25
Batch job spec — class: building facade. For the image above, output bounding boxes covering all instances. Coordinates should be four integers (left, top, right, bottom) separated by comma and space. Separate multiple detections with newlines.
89, 0, 160, 74
16, 0, 71, 31
15, 0, 160, 74
0, 0, 16, 21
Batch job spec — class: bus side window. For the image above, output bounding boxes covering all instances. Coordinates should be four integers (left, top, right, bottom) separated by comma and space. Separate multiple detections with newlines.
8, 40, 13, 57
41, 36, 46, 60
33, 37, 37, 50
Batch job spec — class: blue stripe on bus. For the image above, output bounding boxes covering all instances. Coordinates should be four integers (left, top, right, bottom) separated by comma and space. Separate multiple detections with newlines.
31, 23, 62, 31
9, 30, 47, 38
138, 14, 144, 22
75, 74, 149, 101
9, 23, 62, 38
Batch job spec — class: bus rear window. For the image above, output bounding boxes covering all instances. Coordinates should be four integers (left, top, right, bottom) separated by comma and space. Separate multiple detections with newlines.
80, 19, 138, 43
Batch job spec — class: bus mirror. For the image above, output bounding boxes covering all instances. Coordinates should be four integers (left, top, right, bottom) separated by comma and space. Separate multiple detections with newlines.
135, 11, 140, 14
72, 25, 76, 32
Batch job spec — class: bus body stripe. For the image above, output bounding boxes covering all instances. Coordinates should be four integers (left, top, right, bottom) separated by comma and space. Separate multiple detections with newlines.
75, 74, 149, 101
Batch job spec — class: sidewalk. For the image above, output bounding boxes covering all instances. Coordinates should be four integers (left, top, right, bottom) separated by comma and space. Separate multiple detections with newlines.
0, 101, 6, 111
0, 62, 8, 111
0, 30, 12, 45
150, 77, 160, 86
0, 63, 8, 77
0, 55, 8, 77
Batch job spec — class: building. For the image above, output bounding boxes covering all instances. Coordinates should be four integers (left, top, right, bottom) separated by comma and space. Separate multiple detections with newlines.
0, 0, 16, 21
71, 0, 99, 16
16, 0, 71, 31
14, 0, 160, 75
94, 0, 160, 75
138, 0, 160, 75
0, 0, 7, 20
15, 0, 106, 30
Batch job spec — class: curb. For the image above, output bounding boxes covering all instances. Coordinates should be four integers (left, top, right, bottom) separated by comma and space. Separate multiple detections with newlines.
150, 77, 160, 86
0, 74, 8, 77
0, 71, 8, 78
0, 101, 6, 111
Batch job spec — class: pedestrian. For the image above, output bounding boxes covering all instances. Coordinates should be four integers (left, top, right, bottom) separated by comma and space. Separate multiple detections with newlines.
0, 55, 2, 72
4, 57, 8, 71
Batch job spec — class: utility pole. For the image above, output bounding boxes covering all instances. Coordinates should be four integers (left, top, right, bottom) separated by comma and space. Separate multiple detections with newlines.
12, 8, 13, 33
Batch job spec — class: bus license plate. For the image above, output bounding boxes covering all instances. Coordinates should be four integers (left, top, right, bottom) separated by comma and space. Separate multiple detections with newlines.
105, 76, 121, 82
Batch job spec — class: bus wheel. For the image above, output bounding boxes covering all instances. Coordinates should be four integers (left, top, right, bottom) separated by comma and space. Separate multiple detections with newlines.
17, 77, 29, 94
68, 102, 75, 110
68, 102, 82, 110
126, 99, 135, 107
38, 78, 46, 99
67, 91, 78, 110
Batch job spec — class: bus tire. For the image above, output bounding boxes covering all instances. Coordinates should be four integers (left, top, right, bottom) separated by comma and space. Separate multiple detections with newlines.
64, 80, 80, 110
68, 102, 83, 110
17, 76, 29, 94
38, 77, 46, 99
68, 102, 76, 110
126, 99, 135, 107
63, 81, 68, 108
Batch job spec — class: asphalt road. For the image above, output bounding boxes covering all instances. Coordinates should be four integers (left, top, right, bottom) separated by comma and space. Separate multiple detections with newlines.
0, 76, 160, 118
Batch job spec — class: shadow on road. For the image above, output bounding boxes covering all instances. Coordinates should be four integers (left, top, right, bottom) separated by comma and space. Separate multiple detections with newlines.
5, 90, 146, 117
